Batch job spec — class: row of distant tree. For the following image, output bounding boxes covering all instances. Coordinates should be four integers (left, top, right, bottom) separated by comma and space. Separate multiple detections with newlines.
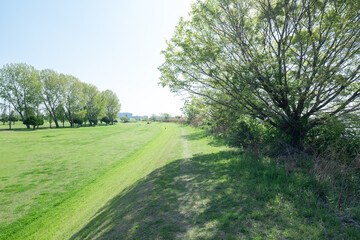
0, 63, 121, 129
118, 113, 184, 123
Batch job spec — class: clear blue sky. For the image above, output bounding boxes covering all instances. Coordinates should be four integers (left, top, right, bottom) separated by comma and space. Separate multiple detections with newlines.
0, 0, 193, 116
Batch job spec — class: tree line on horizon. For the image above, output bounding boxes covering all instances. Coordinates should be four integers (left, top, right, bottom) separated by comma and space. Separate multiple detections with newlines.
0, 63, 121, 129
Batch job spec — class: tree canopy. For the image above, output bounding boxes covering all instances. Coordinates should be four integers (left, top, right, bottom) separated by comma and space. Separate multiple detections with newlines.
0, 63, 41, 128
0, 63, 121, 128
159, 0, 360, 148
102, 89, 121, 124
40, 69, 66, 128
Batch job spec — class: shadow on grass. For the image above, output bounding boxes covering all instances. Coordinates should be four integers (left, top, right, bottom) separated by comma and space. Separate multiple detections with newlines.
70, 149, 347, 239
0, 126, 73, 132
181, 131, 208, 141
0, 124, 117, 132
180, 128, 228, 148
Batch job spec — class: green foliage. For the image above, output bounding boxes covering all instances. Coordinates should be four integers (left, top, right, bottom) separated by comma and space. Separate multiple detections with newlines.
149, 114, 157, 122
227, 117, 265, 148
73, 117, 83, 126
305, 117, 360, 209
89, 118, 98, 126
23, 116, 44, 130
101, 116, 110, 125
181, 98, 203, 125
0, 63, 41, 126
83, 84, 105, 126
9, 115, 18, 123
62, 76, 84, 127
39, 69, 66, 128
160, 113, 170, 122
120, 116, 129, 123
0, 115, 8, 125
55, 105, 66, 127
307, 117, 360, 156
102, 89, 121, 124
159, 0, 360, 148
72, 110, 86, 127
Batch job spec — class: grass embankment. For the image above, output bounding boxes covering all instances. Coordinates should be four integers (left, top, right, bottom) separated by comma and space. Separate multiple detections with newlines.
72, 127, 359, 240
1, 123, 358, 239
0, 123, 182, 239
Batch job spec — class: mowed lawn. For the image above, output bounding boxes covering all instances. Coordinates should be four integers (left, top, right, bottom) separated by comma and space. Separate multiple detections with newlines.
0, 122, 183, 239
0, 123, 357, 239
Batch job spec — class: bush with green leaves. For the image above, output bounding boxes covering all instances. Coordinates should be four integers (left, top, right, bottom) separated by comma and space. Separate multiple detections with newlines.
89, 118, 98, 126
101, 116, 110, 125
1, 116, 8, 125
307, 117, 360, 158
23, 116, 44, 130
73, 117, 83, 126
120, 116, 129, 123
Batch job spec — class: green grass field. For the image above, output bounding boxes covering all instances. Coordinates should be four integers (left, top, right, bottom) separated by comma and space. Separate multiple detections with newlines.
0, 123, 358, 239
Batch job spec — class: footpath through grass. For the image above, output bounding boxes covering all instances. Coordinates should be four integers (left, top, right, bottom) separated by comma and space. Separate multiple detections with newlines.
1, 123, 358, 239
72, 126, 358, 239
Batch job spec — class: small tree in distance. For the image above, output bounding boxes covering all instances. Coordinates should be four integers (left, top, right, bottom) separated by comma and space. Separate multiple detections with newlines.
149, 114, 157, 122
101, 116, 111, 125
23, 116, 44, 130
120, 116, 129, 123
73, 117, 83, 127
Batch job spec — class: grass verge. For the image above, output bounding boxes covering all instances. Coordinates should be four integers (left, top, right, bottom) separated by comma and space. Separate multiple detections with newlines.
71, 126, 359, 239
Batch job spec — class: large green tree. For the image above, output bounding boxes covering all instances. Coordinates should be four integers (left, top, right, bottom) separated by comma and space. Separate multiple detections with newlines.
0, 63, 41, 128
83, 84, 105, 126
159, 0, 360, 148
39, 69, 66, 128
102, 89, 121, 124
63, 75, 84, 127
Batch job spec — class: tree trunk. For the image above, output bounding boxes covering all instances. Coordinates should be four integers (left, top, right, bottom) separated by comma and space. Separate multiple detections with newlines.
50, 108, 60, 128
282, 117, 308, 150
19, 113, 30, 129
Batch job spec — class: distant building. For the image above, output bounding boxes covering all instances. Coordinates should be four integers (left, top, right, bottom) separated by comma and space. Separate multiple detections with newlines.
119, 112, 133, 118
118, 112, 148, 120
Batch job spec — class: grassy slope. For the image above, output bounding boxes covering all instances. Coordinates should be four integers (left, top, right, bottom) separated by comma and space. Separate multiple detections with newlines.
0, 123, 180, 239
72, 126, 358, 240
1, 123, 358, 239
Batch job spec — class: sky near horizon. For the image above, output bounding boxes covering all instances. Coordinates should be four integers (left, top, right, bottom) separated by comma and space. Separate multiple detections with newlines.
0, 0, 194, 116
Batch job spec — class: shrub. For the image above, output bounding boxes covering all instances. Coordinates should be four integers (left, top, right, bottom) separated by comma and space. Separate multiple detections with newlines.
23, 116, 44, 130
89, 118, 98, 126
101, 116, 110, 125
73, 117, 83, 126
36, 117, 44, 128
312, 142, 360, 210
120, 116, 129, 123
207, 113, 266, 150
